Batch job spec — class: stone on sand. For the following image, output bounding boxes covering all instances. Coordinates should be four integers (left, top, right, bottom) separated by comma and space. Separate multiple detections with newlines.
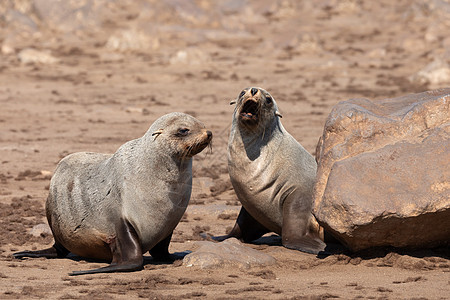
105, 29, 160, 53
410, 59, 450, 85
169, 48, 211, 65
28, 223, 52, 237
18, 48, 59, 64
183, 238, 276, 269
314, 89, 450, 252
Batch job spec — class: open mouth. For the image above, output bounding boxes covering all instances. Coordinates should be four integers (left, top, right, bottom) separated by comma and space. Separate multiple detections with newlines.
240, 100, 259, 123
189, 143, 208, 156
198, 139, 211, 149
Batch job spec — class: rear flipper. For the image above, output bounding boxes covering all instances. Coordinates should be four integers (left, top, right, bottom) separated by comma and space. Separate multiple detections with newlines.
149, 232, 173, 262
282, 195, 326, 255
69, 218, 143, 276
212, 206, 269, 243
69, 261, 143, 276
13, 243, 69, 259
282, 234, 326, 254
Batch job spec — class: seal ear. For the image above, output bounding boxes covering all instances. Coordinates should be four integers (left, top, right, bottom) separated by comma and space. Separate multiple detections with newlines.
275, 111, 283, 118
152, 129, 164, 140
230, 99, 237, 105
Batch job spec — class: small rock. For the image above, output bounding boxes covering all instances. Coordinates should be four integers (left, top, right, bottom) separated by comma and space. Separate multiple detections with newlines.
40, 170, 52, 177
125, 107, 144, 114
1, 44, 15, 55
169, 48, 211, 65
28, 224, 52, 237
410, 59, 450, 85
105, 30, 160, 53
183, 238, 276, 269
18, 48, 59, 64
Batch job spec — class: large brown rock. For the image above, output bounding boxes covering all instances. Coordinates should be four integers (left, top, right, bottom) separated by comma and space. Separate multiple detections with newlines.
313, 89, 450, 252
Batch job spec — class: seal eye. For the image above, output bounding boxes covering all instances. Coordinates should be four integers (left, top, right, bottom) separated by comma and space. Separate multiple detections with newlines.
266, 96, 272, 104
239, 90, 246, 98
177, 128, 190, 137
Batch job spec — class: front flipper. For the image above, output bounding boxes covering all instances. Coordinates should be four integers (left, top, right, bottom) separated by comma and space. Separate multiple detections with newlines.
149, 232, 173, 261
281, 196, 326, 254
212, 206, 269, 243
69, 218, 143, 276
13, 243, 69, 259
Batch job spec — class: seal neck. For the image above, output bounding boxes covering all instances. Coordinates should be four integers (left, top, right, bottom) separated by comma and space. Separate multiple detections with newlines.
146, 146, 193, 182
231, 117, 283, 161
111, 137, 193, 183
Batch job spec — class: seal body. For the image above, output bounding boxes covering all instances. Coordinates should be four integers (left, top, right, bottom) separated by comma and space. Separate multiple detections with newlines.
14, 112, 212, 275
216, 87, 325, 254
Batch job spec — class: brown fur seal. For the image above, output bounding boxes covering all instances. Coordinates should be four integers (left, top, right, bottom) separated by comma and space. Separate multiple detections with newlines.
214, 87, 325, 254
14, 112, 212, 275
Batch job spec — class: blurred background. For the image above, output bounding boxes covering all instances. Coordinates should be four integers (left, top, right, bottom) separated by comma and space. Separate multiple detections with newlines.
1, 0, 450, 194
3, 1, 450, 96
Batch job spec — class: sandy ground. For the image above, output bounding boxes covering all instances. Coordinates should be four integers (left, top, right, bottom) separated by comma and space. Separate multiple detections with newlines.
0, 1, 449, 299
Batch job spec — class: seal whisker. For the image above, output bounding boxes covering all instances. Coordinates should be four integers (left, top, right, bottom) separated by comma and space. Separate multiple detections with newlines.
207, 141, 213, 154
185, 145, 194, 159
181, 147, 190, 162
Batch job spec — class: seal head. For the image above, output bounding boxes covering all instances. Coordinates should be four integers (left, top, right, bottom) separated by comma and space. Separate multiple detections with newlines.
232, 87, 282, 130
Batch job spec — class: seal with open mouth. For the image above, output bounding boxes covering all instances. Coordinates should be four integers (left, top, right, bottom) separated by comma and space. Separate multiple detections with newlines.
214, 87, 325, 254
14, 112, 212, 275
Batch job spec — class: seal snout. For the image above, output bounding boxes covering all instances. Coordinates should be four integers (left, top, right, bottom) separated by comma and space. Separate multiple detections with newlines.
182, 128, 213, 157
202, 130, 213, 148
199, 130, 213, 147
